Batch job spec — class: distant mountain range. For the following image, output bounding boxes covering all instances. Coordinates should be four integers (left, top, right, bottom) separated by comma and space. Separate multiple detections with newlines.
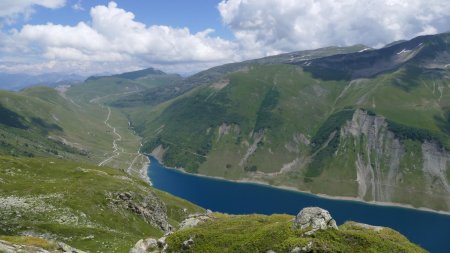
0, 72, 86, 91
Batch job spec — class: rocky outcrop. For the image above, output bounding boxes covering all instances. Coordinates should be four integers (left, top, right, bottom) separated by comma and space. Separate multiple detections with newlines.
108, 191, 171, 232
341, 109, 404, 202
151, 145, 166, 162
291, 241, 313, 253
129, 238, 158, 253
340, 109, 450, 210
181, 237, 194, 250
0, 239, 86, 253
421, 141, 450, 208
217, 123, 240, 142
240, 129, 265, 166
285, 133, 310, 153
293, 207, 338, 235
57, 242, 87, 253
350, 222, 384, 232
179, 210, 213, 230
130, 210, 212, 253
0, 239, 49, 253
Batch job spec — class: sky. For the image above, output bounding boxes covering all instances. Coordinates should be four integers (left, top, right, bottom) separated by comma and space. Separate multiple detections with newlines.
0, 0, 450, 76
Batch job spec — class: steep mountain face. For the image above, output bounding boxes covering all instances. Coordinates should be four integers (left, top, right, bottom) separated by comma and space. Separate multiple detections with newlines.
135, 33, 450, 211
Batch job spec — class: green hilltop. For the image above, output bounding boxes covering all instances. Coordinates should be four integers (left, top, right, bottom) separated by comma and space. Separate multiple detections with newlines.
163, 213, 425, 253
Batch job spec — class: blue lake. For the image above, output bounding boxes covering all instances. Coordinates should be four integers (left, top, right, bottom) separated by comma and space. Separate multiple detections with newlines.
148, 156, 450, 253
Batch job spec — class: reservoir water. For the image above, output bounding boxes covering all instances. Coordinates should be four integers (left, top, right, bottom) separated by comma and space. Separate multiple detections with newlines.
148, 156, 450, 252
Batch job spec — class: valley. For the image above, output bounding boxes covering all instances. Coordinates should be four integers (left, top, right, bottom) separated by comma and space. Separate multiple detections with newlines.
4, 1, 450, 252
118, 33, 450, 213
1, 32, 450, 252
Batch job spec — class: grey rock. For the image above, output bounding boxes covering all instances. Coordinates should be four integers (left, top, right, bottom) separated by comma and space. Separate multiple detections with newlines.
179, 212, 212, 230
182, 238, 194, 250
291, 247, 301, 253
351, 222, 384, 232
293, 207, 338, 234
291, 241, 313, 253
129, 238, 158, 253
0, 240, 23, 253
157, 236, 166, 248
58, 242, 87, 253
108, 191, 171, 232
0, 239, 51, 253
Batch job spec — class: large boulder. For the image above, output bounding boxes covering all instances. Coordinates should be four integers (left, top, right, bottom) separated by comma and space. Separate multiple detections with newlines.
293, 207, 338, 234
129, 238, 158, 253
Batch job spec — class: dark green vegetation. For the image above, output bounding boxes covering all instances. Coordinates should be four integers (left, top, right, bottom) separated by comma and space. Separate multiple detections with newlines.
119, 32, 450, 212
0, 103, 27, 129
165, 214, 426, 253
0, 156, 203, 252
254, 88, 281, 131
310, 109, 355, 151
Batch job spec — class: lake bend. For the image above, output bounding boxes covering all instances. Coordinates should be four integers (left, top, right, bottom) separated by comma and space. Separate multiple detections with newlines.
148, 156, 450, 253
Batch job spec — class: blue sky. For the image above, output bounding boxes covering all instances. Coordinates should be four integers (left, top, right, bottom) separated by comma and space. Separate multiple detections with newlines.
0, 0, 449, 75
21, 0, 234, 39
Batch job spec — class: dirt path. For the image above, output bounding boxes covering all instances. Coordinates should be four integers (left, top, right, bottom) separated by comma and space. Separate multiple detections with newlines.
90, 90, 150, 182
98, 106, 123, 166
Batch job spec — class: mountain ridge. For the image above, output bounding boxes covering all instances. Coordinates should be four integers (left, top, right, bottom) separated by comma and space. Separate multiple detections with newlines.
122, 32, 450, 212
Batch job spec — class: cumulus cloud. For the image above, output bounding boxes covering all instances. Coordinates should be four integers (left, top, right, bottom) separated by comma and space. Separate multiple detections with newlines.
0, 0, 65, 23
1, 2, 237, 75
218, 0, 450, 57
1, 0, 450, 75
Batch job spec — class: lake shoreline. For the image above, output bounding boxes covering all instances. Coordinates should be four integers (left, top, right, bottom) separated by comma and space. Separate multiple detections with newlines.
147, 155, 450, 216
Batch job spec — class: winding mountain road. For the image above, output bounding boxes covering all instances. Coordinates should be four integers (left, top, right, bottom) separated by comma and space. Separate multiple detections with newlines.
90, 89, 150, 182
98, 106, 123, 166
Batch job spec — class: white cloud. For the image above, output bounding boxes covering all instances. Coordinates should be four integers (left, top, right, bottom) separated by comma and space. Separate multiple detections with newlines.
218, 0, 450, 57
1, 0, 450, 75
1, 1, 238, 75
72, 0, 84, 11
0, 0, 65, 23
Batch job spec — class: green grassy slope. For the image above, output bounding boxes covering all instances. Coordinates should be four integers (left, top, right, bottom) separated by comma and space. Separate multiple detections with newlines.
130, 33, 450, 211
68, 72, 182, 104
0, 156, 203, 253
164, 213, 425, 253
0, 86, 148, 175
